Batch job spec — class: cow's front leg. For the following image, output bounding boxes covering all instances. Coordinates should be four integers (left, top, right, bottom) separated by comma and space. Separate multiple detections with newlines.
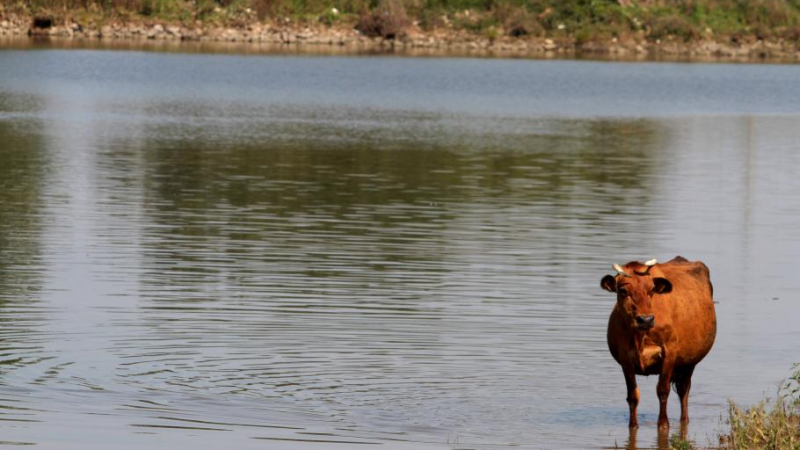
656, 361, 674, 431
623, 366, 639, 429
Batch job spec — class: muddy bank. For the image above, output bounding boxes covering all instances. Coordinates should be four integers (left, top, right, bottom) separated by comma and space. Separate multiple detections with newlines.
2, 11, 800, 62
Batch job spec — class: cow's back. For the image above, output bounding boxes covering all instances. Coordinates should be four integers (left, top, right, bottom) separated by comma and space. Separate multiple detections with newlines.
653, 257, 716, 366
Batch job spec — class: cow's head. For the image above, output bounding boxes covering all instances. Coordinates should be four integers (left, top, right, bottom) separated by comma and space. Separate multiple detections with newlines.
600, 259, 672, 331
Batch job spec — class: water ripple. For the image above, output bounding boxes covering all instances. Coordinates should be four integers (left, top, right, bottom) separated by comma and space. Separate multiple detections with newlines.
1, 51, 800, 450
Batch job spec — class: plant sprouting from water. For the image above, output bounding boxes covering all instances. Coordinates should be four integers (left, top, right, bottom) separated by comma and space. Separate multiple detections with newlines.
784, 363, 800, 402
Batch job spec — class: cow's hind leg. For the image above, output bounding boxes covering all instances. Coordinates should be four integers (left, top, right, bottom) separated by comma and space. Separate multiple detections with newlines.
674, 365, 695, 424
623, 366, 639, 429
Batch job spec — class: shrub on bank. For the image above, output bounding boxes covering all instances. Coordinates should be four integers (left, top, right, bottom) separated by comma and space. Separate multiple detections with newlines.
355, 0, 409, 38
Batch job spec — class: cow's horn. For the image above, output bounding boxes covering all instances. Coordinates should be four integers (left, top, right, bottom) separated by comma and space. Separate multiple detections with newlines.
612, 263, 632, 277
644, 258, 657, 266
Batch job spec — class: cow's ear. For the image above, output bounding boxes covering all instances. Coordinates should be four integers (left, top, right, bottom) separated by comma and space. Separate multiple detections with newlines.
653, 277, 672, 294
601, 275, 617, 292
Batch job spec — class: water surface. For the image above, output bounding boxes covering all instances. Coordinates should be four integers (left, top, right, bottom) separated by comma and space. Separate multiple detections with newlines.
1, 49, 800, 449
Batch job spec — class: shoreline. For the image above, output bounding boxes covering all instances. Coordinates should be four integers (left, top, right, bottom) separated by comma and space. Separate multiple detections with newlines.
2, 11, 800, 62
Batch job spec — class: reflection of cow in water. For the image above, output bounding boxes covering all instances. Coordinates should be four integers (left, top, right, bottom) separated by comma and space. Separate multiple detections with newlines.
600, 257, 716, 430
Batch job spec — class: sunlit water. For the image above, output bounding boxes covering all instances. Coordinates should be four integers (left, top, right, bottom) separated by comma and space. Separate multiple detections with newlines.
1, 48, 800, 449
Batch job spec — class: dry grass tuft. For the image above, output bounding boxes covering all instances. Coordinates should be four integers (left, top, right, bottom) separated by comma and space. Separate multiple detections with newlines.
724, 364, 800, 450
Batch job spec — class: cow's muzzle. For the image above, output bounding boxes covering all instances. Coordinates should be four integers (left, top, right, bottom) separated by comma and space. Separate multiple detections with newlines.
635, 314, 655, 330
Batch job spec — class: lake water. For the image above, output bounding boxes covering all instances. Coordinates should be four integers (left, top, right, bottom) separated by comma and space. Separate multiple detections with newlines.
1, 47, 799, 449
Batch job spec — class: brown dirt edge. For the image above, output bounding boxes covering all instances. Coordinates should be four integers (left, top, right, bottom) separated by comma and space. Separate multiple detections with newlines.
2, 11, 800, 62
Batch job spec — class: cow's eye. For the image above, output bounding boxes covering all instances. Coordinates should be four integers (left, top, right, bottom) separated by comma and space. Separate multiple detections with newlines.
618, 288, 628, 297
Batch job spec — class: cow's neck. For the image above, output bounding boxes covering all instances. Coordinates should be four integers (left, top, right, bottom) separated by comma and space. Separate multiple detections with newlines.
632, 330, 662, 372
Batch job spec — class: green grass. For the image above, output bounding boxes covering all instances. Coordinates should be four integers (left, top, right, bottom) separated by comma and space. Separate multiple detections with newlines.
8, 0, 800, 42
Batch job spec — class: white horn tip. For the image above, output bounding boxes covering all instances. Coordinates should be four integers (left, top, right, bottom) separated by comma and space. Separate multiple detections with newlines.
644, 258, 658, 266
612, 264, 631, 277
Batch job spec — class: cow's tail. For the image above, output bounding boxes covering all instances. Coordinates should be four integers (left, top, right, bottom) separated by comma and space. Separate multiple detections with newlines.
671, 366, 695, 393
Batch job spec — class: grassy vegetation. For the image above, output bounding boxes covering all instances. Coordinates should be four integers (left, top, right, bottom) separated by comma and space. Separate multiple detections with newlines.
6, 0, 800, 43
724, 364, 800, 450
627, 365, 800, 450
669, 433, 696, 450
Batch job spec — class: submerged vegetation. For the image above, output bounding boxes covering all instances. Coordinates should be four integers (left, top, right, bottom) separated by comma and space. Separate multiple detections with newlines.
6, 0, 800, 43
724, 364, 800, 450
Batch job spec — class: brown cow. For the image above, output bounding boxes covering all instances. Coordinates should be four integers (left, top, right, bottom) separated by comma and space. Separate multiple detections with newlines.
600, 256, 716, 430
